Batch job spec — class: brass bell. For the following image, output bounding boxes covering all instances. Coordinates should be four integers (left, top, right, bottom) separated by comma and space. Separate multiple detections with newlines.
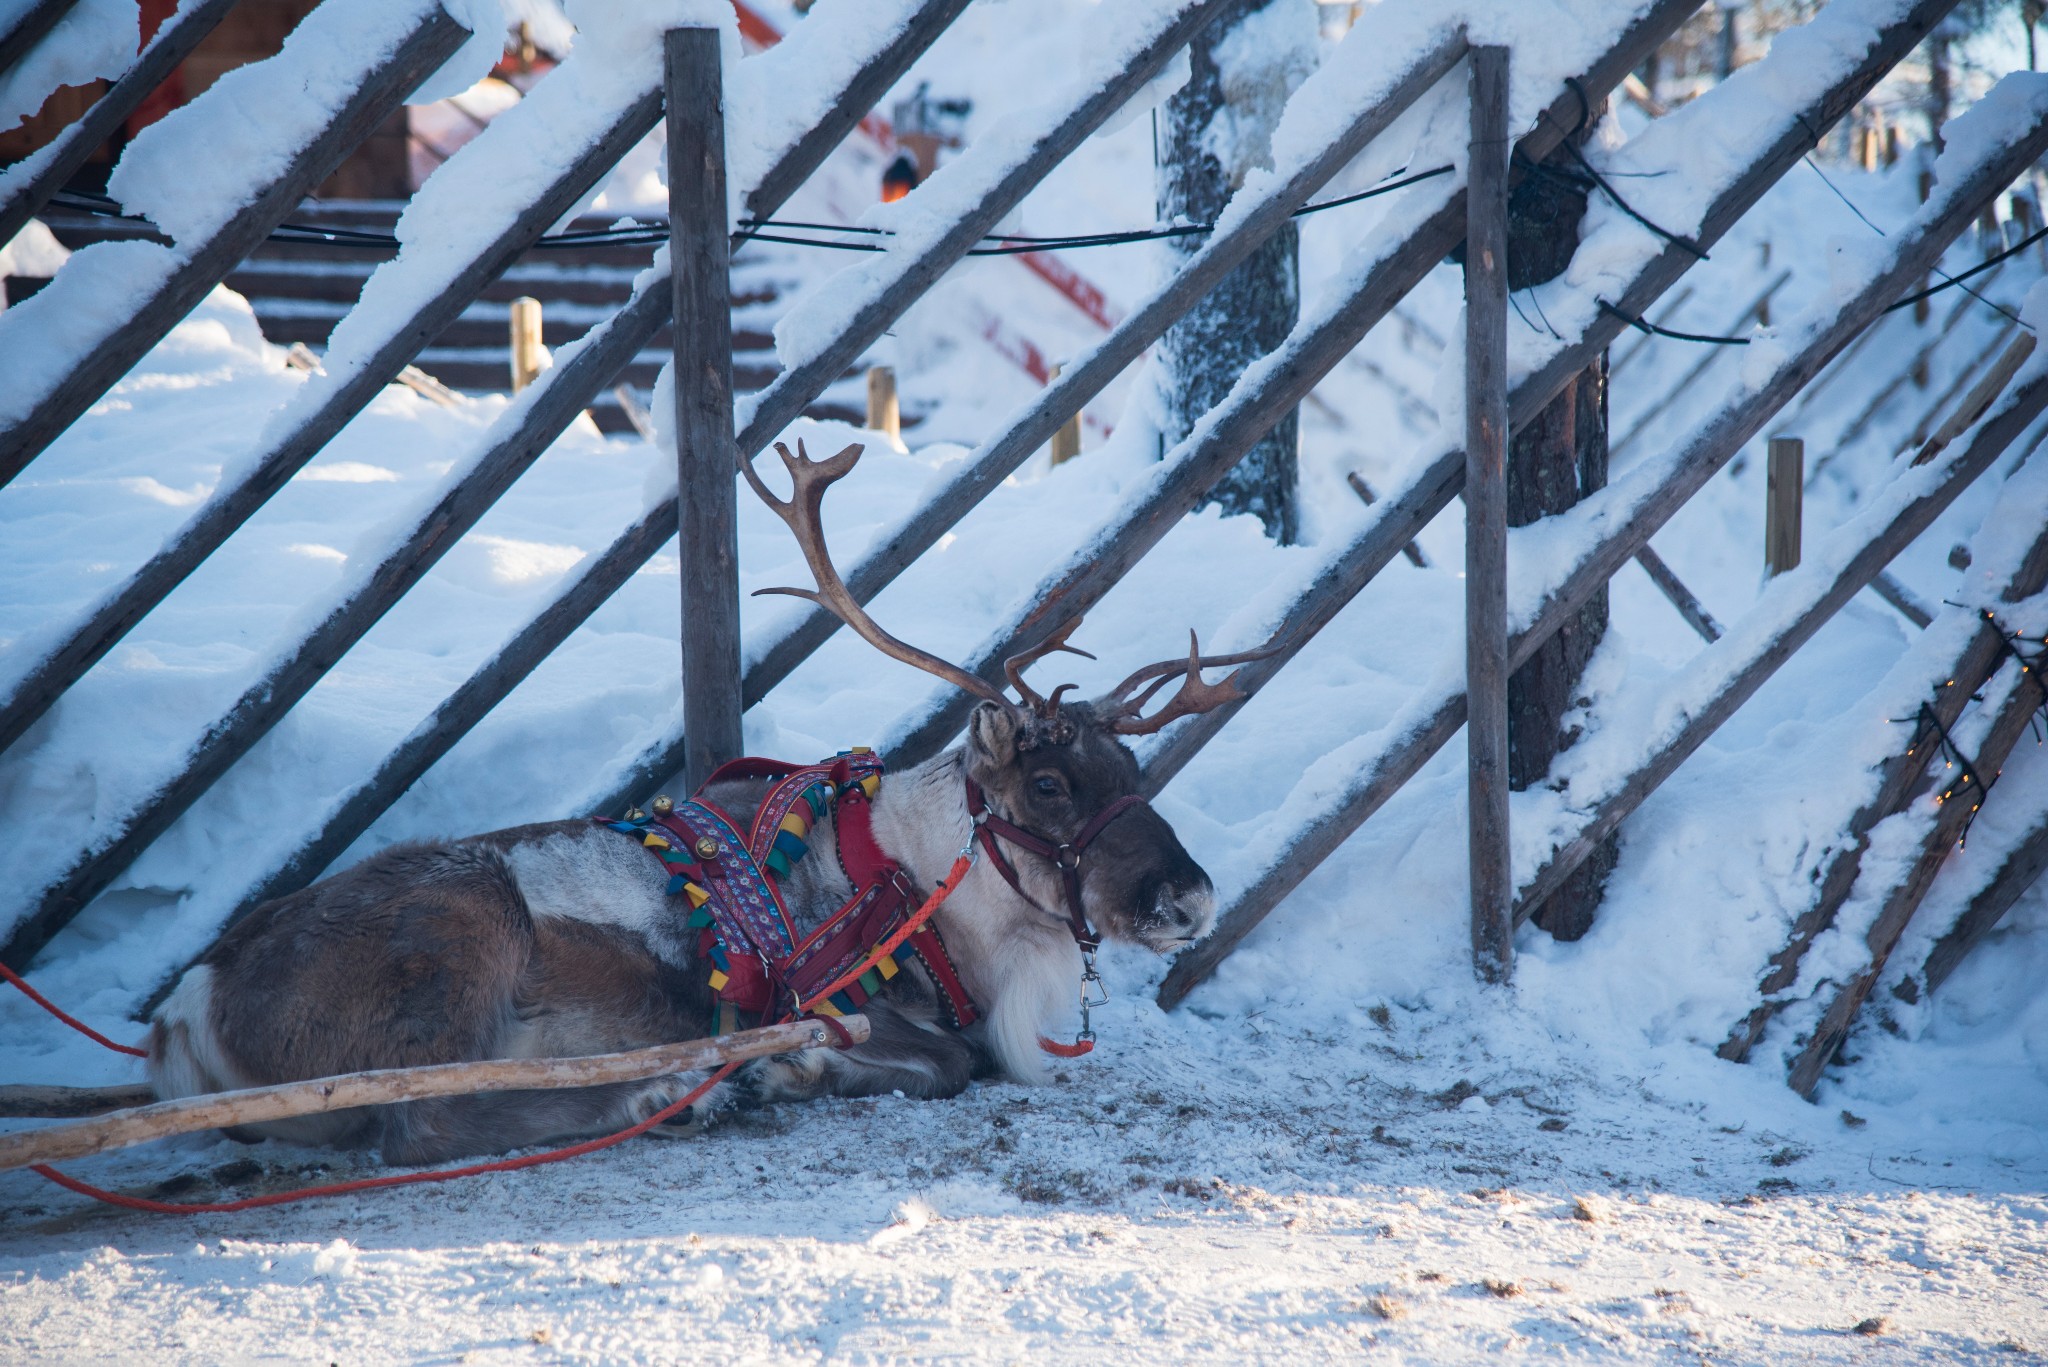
624, 807, 646, 823
651, 795, 674, 816
694, 835, 720, 860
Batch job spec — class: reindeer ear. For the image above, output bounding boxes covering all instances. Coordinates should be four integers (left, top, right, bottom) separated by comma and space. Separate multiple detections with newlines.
966, 701, 1025, 768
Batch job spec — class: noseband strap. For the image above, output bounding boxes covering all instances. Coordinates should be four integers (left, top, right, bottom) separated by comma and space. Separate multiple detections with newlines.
963, 777, 1145, 950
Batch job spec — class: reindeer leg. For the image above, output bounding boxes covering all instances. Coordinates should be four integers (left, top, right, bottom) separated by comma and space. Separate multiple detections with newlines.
724, 1001, 980, 1110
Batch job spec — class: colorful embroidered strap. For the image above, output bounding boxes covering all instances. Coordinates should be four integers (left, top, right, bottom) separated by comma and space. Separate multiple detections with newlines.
599, 748, 977, 1031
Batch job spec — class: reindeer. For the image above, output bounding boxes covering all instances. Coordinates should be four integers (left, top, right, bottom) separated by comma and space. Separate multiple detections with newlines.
151, 441, 1265, 1166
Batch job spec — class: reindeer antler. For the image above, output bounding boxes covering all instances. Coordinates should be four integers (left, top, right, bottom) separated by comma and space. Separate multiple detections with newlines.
747, 441, 1012, 708
1097, 631, 1280, 736
1003, 615, 1095, 719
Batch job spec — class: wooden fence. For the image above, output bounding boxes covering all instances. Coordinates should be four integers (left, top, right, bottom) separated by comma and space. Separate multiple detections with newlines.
2, 0, 2044, 1098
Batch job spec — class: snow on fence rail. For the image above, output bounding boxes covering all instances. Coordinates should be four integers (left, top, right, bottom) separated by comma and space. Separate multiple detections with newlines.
4, 0, 2044, 1101
0, 0, 237, 249
0, 0, 472, 483
1153, 0, 2000, 1010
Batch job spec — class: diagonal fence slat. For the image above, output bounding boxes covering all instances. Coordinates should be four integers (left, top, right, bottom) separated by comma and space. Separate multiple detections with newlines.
0, 0, 238, 247
0, 0, 78, 78
594, 24, 1476, 810
878, 0, 1704, 772
0, 87, 666, 760
1720, 496, 2048, 1063
1917, 782, 2048, 996
0, 1, 472, 487
1145, 0, 1968, 803
2, 0, 1229, 970
1513, 355, 2048, 933
1153, 14, 2017, 1008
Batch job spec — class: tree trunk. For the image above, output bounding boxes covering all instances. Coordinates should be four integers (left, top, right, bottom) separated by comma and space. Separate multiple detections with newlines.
1154, 0, 1314, 544
1928, 29, 1952, 152
1505, 125, 1615, 942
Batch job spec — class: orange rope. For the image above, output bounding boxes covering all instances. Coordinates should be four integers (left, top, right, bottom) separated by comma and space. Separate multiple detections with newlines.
1, 959, 148, 1058
797, 851, 974, 1014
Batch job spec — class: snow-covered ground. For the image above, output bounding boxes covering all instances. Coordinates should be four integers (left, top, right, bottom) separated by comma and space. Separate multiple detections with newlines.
4, 0, 2048, 1360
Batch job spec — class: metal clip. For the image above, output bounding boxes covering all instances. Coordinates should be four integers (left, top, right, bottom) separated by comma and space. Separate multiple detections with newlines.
1077, 947, 1109, 1043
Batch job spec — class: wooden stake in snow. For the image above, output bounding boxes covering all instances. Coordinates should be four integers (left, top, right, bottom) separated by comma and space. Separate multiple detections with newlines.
867, 365, 902, 445
0, 1015, 869, 1173
510, 297, 545, 393
1048, 364, 1081, 466
1766, 436, 1803, 576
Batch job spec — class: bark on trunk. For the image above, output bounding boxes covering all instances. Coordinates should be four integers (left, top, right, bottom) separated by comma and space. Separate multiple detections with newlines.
1505, 127, 1615, 942
1154, 0, 1313, 544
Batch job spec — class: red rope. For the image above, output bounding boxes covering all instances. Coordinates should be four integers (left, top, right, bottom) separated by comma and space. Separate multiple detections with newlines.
1, 959, 148, 1058
32, 1060, 742, 1214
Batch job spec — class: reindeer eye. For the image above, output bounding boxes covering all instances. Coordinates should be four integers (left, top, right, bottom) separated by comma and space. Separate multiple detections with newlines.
1032, 774, 1065, 799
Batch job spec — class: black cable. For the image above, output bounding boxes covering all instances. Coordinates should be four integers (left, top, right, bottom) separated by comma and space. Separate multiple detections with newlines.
1803, 155, 2026, 328
1598, 297, 1752, 344
49, 163, 1457, 261
1560, 135, 1709, 260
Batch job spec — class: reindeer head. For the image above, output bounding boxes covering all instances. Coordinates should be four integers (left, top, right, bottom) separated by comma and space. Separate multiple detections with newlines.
747, 440, 1276, 954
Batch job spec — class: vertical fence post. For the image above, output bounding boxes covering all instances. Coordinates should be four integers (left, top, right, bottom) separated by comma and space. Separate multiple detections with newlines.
1465, 45, 1513, 986
1766, 435, 1803, 576
667, 25, 742, 793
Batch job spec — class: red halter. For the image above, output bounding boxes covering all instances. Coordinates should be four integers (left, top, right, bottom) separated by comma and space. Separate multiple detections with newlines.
962, 777, 1145, 1053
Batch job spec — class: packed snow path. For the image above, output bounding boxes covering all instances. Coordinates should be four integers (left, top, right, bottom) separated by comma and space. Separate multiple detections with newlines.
3, 1000, 2044, 1364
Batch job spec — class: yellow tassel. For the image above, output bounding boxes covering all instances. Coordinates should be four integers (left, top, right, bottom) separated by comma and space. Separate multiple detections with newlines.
684, 883, 711, 908
643, 833, 669, 849
779, 811, 808, 836
877, 954, 899, 980
860, 775, 881, 798
814, 999, 844, 1017
708, 968, 729, 992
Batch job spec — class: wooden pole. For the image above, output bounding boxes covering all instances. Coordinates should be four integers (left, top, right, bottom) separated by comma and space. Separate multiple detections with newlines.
1048, 364, 1082, 465
1766, 435, 1803, 575
0, 0, 236, 249
0, 9, 471, 488
668, 25, 743, 794
1633, 545, 1722, 642
0, 1015, 869, 1173
866, 364, 902, 444
1465, 46, 1513, 986
0, 1083, 155, 1120
1345, 472, 1428, 567
509, 296, 545, 393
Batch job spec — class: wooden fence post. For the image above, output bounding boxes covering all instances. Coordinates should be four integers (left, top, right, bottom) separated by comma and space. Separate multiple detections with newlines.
1766, 435, 1803, 575
1048, 363, 1082, 465
1465, 45, 1513, 985
866, 364, 901, 444
667, 25, 742, 793
509, 296, 544, 392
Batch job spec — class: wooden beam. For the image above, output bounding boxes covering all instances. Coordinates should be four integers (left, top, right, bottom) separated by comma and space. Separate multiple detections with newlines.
5, 0, 975, 970
1608, 268, 1789, 461
1918, 799, 2048, 996
1153, 62, 2038, 1006
0, 0, 78, 80
0, 1082, 155, 1119
1766, 436, 1804, 575
0, 1014, 868, 1173
668, 26, 743, 792
1633, 545, 1723, 642
880, 1, 1703, 772
1516, 363, 2048, 933
1785, 603, 2048, 1097
1465, 46, 1513, 985
1721, 486, 2048, 1062
594, 14, 1482, 809
1146, 0, 1978, 807
0, 0, 979, 763
0, 6, 471, 487
0, 0, 236, 248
